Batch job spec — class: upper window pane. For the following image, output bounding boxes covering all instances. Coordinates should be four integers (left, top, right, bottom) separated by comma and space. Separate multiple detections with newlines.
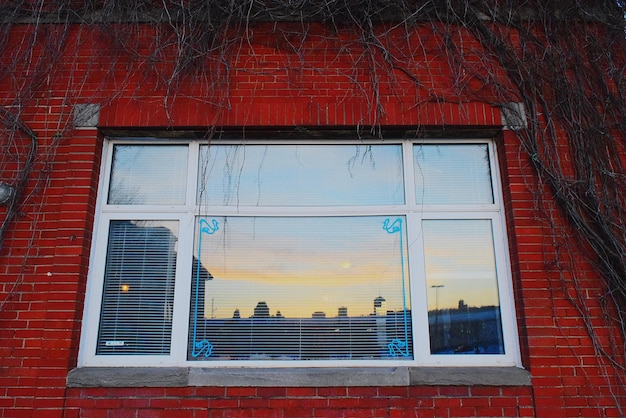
414, 144, 494, 205
198, 144, 404, 206
108, 145, 188, 205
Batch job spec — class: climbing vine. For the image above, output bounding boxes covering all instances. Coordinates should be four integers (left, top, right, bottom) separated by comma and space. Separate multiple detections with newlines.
0, 0, 625, 410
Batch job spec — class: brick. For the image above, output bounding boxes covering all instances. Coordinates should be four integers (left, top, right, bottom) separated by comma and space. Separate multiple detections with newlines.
278, 408, 313, 418
226, 387, 257, 397
194, 387, 225, 397
437, 387, 470, 397
317, 388, 347, 397
408, 387, 440, 397
207, 399, 239, 409
286, 387, 318, 397
256, 388, 288, 398
237, 398, 271, 409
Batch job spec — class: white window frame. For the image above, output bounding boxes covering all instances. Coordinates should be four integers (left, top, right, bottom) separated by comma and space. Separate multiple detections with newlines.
78, 137, 521, 368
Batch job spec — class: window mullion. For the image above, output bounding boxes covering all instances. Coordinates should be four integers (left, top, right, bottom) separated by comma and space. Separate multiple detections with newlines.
407, 210, 429, 365
403, 141, 418, 211
170, 212, 195, 365
487, 141, 502, 211
78, 213, 113, 366
187, 141, 200, 209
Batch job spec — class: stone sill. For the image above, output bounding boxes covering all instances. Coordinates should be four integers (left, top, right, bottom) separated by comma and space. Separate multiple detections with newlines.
67, 366, 531, 388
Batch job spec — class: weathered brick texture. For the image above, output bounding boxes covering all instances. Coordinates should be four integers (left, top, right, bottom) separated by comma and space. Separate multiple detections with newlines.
0, 21, 624, 418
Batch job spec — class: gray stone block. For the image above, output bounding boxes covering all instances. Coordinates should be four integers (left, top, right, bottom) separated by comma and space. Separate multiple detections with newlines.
67, 367, 188, 387
409, 367, 531, 386
73, 103, 100, 127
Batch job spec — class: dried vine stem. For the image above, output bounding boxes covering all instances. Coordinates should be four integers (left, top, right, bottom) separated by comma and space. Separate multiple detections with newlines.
0, 0, 625, 409
0, 108, 37, 249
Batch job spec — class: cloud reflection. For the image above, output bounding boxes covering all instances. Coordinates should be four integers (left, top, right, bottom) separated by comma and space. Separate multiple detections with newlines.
196, 216, 409, 319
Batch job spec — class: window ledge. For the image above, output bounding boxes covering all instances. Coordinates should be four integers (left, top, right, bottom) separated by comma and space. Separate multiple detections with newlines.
67, 366, 531, 388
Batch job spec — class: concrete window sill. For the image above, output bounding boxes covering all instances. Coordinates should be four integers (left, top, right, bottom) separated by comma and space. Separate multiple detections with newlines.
67, 366, 531, 387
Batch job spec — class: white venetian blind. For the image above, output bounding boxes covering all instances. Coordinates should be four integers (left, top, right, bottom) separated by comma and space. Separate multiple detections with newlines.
97, 220, 178, 355
414, 144, 494, 205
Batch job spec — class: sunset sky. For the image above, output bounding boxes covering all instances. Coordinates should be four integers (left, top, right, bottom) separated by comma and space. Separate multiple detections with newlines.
196, 216, 501, 319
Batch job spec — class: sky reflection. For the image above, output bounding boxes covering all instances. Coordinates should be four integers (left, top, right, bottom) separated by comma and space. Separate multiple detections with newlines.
196, 216, 409, 319
198, 144, 405, 206
423, 219, 500, 310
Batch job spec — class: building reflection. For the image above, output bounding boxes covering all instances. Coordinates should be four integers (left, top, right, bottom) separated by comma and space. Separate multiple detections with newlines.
190, 281, 504, 359
428, 299, 504, 355
188, 295, 413, 361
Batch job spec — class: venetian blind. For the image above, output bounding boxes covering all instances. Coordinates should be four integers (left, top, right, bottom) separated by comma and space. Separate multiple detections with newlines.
96, 220, 178, 355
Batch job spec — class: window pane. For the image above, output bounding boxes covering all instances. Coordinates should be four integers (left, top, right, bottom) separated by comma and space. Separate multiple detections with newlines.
188, 216, 413, 361
108, 145, 188, 205
97, 220, 178, 355
414, 144, 493, 205
198, 144, 404, 206
422, 219, 504, 355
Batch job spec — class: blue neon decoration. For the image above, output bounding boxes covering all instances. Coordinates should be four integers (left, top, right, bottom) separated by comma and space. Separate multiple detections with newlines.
382, 217, 411, 358
191, 218, 219, 358
191, 217, 408, 359
387, 338, 408, 357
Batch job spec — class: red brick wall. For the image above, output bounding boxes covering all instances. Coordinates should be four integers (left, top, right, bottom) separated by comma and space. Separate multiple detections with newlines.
63, 387, 534, 418
0, 124, 102, 417
0, 22, 624, 417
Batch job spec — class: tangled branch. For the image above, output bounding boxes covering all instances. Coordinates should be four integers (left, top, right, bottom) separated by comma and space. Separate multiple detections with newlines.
0, 0, 625, 410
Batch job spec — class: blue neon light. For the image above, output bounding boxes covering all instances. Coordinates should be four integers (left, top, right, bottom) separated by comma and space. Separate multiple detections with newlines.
191, 218, 219, 358
382, 217, 411, 358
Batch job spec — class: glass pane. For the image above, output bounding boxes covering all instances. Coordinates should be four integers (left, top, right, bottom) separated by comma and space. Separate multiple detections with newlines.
97, 220, 178, 355
414, 144, 493, 205
422, 220, 504, 355
108, 145, 188, 205
198, 144, 404, 206
188, 216, 413, 361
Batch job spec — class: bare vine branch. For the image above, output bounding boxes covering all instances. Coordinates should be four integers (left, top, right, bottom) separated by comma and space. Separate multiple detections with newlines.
0, 0, 625, 410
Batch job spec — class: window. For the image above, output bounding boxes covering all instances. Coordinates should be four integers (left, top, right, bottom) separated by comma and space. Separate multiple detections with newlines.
80, 138, 519, 367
